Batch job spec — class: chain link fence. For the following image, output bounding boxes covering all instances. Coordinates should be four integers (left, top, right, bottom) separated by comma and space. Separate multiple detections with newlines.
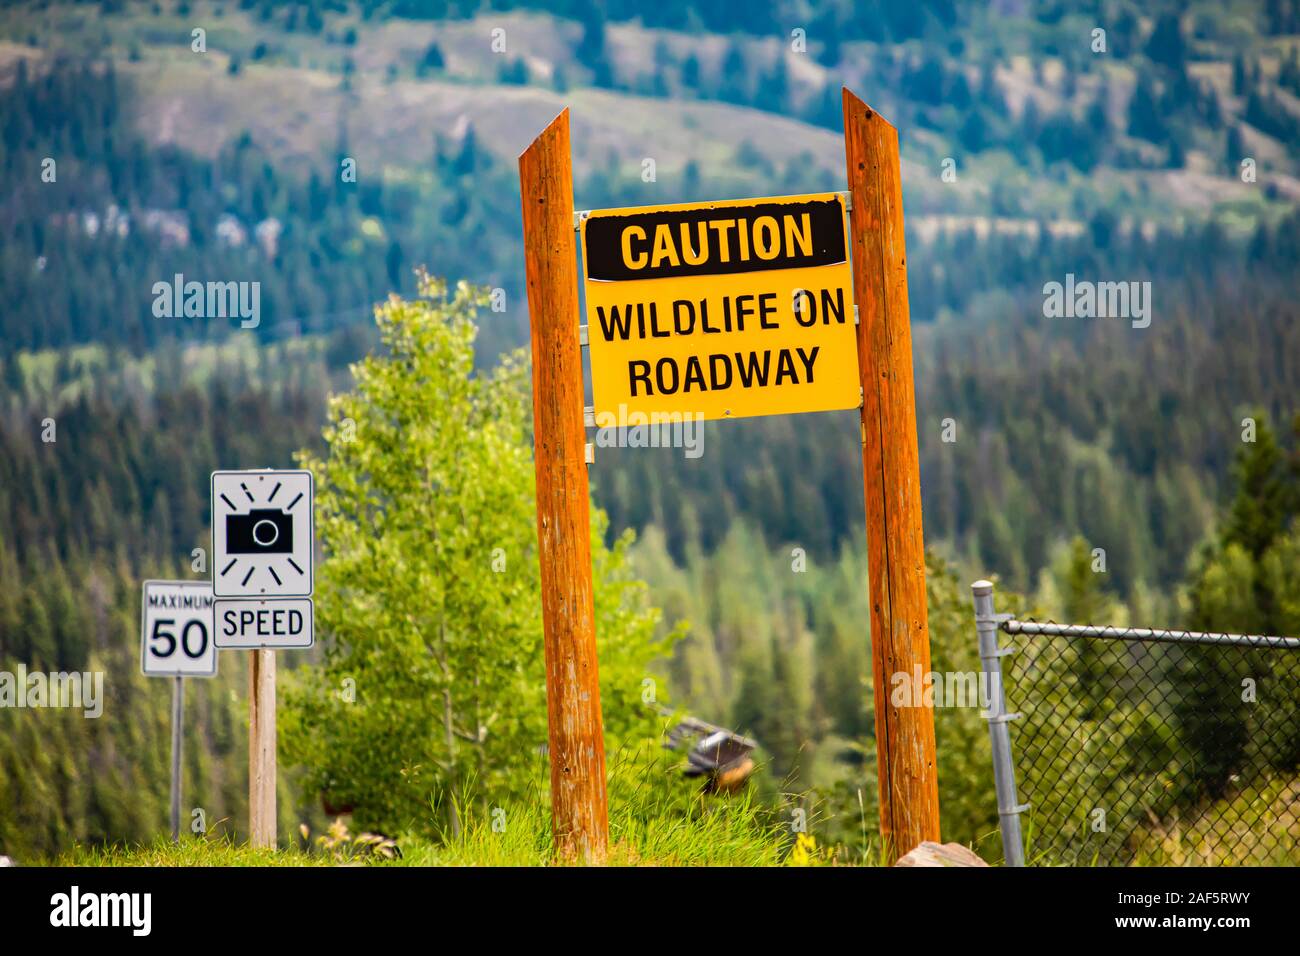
973, 581, 1300, 866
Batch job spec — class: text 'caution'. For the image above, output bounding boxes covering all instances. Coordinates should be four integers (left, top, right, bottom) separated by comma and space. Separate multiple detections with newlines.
581, 193, 860, 423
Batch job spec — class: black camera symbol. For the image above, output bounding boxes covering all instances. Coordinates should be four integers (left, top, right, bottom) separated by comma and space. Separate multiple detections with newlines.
226, 508, 293, 554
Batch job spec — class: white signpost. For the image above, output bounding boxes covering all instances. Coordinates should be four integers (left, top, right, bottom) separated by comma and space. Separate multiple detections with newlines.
210, 468, 315, 848
140, 580, 218, 841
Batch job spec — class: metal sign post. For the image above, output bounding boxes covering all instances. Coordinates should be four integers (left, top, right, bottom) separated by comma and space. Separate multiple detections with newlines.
170, 675, 184, 841
140, 579, 219, 842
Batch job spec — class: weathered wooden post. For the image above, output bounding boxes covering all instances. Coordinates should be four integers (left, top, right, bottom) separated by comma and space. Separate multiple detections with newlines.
518, 109, 609, 861
248, 648, 277, 848
842, 87, 941, 860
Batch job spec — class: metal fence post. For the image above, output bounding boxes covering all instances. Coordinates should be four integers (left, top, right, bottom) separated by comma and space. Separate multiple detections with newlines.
973, 580, 1028, 866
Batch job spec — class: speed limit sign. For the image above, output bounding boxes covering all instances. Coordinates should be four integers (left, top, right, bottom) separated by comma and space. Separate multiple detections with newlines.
140, 580, 219, 677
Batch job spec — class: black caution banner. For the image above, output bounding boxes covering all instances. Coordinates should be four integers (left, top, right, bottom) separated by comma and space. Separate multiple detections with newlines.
583, 196, 847, 282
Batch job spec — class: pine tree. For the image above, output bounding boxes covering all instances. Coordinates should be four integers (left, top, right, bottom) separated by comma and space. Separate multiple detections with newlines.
417, 41, 444, 77
1223, 414, 1289, 560
718, 40, 749, 105
1056, 536, 1113, 625
1145, 13, 1187, 70
577, 11, 612, 88
1128, 75, 1166, 143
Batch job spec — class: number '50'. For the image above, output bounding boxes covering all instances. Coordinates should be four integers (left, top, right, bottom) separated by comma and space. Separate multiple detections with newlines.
150, 618, 208, 658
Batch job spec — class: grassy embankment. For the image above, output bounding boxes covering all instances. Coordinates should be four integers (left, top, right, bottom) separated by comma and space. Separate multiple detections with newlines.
52, 783, 860, 867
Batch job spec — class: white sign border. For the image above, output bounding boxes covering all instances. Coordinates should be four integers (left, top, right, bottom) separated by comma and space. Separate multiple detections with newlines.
210, 468, 315, 599
140, 579, 220, 678
213, 596, 315, 650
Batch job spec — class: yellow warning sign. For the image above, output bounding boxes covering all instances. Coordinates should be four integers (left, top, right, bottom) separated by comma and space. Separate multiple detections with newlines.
580, 192, 860, 424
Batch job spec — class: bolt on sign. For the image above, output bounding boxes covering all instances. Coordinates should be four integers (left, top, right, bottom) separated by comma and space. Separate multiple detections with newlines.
580, 192, 860, 423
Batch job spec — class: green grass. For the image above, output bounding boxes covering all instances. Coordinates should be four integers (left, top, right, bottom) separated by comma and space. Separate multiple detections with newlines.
400, 768, 796, 866
1130, 773, 1300, 866
53, 838, 330, 867
1012, 772, 1300, 867
50, 749, 852, 867
51, 797, 803, 868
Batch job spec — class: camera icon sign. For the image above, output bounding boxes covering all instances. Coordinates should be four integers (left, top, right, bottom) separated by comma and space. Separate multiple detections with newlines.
211, 470, 314, 598
226, 508, 294, 555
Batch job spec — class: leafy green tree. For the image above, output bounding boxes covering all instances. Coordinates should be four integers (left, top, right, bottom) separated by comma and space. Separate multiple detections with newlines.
283, 275, 676, 838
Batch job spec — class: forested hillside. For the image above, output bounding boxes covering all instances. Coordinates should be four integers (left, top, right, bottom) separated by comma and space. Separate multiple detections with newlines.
1, 0, 1298, 861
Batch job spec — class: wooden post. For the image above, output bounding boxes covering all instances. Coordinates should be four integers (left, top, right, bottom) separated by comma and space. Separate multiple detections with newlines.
842, 87, 941, 860
518, 109, 609, 861
248, 648, 277, 849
